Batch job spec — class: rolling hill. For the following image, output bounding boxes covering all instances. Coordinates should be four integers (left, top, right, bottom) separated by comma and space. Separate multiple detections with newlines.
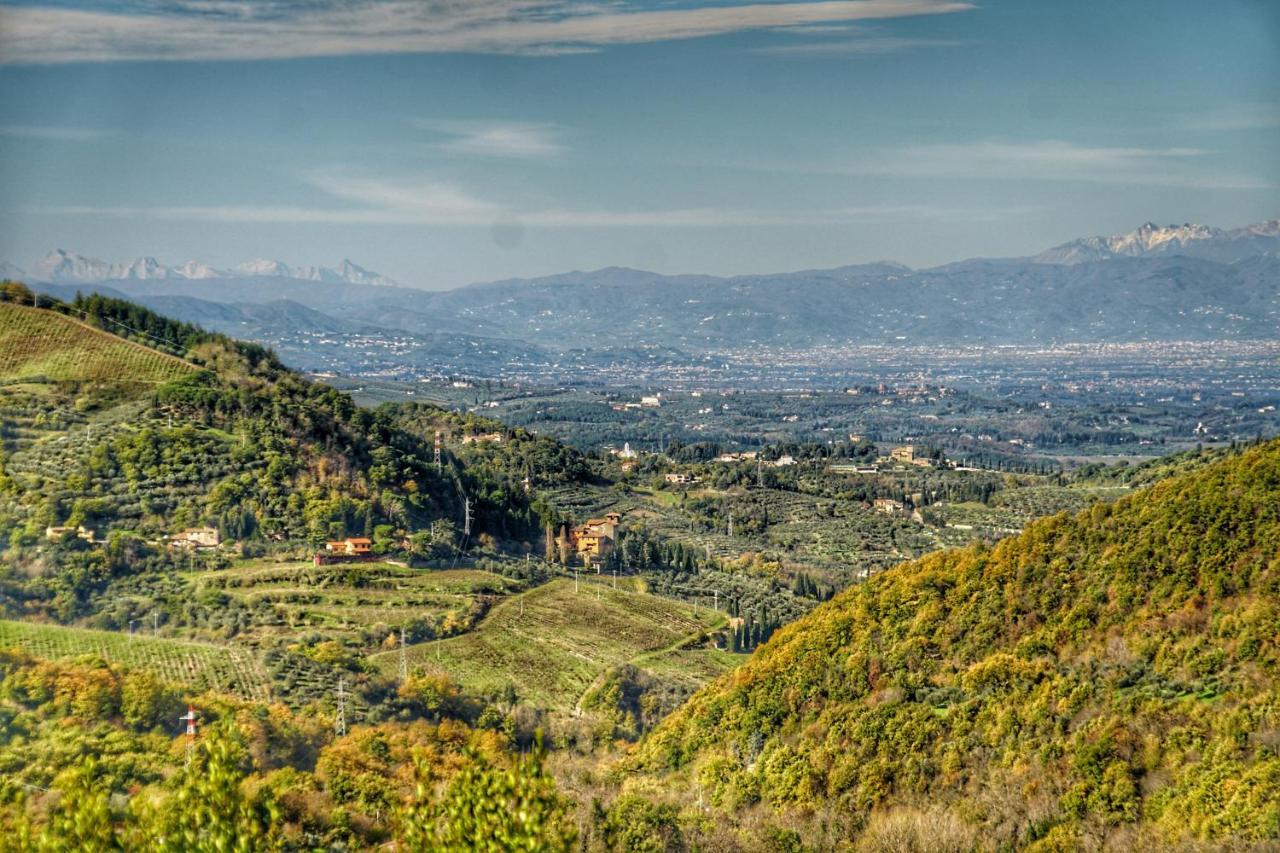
0, 301, 195, 385
625, 438, 1280, 849
372, 577, 734, 715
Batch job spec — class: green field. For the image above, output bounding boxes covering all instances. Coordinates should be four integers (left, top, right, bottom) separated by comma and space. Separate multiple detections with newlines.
0, 302, 194, 385
0, 618, 272, 701
372, 577, 729, 711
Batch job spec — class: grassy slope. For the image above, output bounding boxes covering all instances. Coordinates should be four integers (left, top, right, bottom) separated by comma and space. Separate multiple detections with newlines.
373, 577, 730, 711
0, 302, 194, 385
630, 440, 1280, 846
0, 618, 271, 702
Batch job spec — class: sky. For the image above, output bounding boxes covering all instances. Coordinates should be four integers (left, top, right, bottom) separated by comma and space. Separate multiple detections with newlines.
0, 0, 1277, 290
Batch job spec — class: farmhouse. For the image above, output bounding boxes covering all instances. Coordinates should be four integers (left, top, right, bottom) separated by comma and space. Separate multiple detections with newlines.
167, 526, 221, 550
326, 537, 373, 557
664, 472, 699, 484
887, 444, 935, 468
714, 451, 759, 463
315, 537, 375, 565
873, 498, 904, 515
559, 512, 623, 566
462, 432, 503, 444
45, 525, 97, 544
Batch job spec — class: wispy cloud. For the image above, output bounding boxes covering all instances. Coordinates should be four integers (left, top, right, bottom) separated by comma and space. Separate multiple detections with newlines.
33, 169, 1030, 228
753, 34, 961, 55
755, 139, 1273, 190
414, 120, 565, 158
0, 125, 123, 141
1180, 103, 1280, 132
0, 0, 975, 64
753, 23, 961, 55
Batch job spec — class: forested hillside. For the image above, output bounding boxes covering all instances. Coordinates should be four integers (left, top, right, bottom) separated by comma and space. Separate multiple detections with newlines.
625, 438, 1280, 849
0, 286, 594, 620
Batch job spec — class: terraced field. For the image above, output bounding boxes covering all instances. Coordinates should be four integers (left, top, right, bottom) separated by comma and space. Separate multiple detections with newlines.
0, 619, 272, 701
0, 302, 194, 385
203, 561, 515, 643
372, 577, 728, 711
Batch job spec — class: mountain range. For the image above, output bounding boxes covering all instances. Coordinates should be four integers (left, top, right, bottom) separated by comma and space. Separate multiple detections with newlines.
1033, 219, 1280, 264
14, 249, 401, 287
5, 219, 1278, 369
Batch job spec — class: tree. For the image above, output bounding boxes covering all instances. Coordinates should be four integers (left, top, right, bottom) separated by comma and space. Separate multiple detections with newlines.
132, 729, 280, 852
399, 739, 576, 852
28, 761, 121, 852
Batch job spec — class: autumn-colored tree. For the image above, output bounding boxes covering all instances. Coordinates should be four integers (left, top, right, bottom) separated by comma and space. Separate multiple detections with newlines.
130, 728, 281, 852
398, 738, 576, 852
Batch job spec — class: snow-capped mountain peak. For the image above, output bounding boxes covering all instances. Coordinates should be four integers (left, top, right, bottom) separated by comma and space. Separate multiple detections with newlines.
119, 257, 173, 280
30, 249, 118, 283
1033, 218, 1279, 265
1111, 222, 1221, 255
176, 260, 225, 280
335, 259, 398, 287
233, 258, 294, 278
16, 250, 400, 286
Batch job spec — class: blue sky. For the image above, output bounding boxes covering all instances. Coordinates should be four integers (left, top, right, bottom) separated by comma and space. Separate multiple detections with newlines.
0, 0, 1276, 289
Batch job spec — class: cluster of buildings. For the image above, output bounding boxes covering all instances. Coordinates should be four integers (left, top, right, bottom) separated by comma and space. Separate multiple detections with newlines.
555, 511, 623, 567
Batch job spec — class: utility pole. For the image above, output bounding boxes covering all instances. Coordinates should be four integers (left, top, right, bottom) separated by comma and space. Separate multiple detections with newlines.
463, 496, 472, 538
399, 627, 408, 684
612, 569, 617, 589
335, 679, 347, 737
153, 611, 159, 637
713, 590, 719, 611
574, 568, 579, 594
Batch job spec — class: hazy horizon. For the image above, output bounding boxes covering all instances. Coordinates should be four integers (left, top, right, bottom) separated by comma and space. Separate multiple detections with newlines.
2, 0, 1277, 290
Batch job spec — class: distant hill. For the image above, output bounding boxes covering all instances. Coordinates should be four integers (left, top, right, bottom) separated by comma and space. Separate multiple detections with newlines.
628, 439, 1280, 848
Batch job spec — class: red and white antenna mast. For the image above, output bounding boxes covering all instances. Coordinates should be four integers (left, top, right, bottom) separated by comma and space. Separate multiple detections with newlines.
179, 705, 199, 768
